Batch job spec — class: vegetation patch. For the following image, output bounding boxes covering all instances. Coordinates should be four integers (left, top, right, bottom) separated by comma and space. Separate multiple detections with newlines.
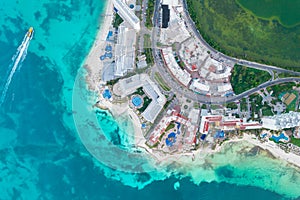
145, 0, 155, 28
226, 102, 238, 109
113, 13, 123, 28
236, 0, 300, 28
240, 98, 247, 112
165, 122, 175, 132
106, 78, 120, 86
164, 95, 176, 109
186, 0, 300, 71
154, 72, 171, 91
268, 83, 296, 97
143, 34, 154, 65
262, 106, 273, 116
138, 96, 152, 112
280, 91, 299, 112
133, 87, 145, 96
290, 136, 300, 147
230, 65, 271, 95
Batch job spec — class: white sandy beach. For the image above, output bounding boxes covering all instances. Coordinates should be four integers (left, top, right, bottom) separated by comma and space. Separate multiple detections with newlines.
82, 0, 300, 172
242, 133, 300, 168
82, 0, 147, 150
84, 0, 114, 91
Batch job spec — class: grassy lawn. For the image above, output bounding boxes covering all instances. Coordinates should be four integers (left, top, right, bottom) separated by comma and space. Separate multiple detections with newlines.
143, 34, 154, 65
194, 102, 200, 109
154, 72, 171, 91
278, 73, 299, 78
165, 122, 175, 132
237, 0, 300, 27
186, 0, 300, 71
145, 0, 155, 29
230, 65, 271, 94
240, 98, 247, 111
138, 96, 152, 112
267, 83, 296, 97
226, 102, 238, 109
144, 34, 151, 47
113, 13, 123, 28
133, 87, 145, 96
290, 136, 300, 147
262, 106, 273, 116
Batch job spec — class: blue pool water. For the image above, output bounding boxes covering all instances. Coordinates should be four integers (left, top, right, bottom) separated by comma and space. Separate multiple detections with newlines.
271, 133, 288, 142
200, 134, 207, 140
129, 4, 135, 9
175, 122, 181, 134
102, 89, 112, 99
261, 133, 268, 138
105, 45, 112, 51
1, 0, 300, 199
132, 95, 142, 107
166, 132, 176, 147
214, 130, 225, 139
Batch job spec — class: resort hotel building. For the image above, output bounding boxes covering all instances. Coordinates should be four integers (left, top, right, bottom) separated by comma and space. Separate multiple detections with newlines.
262, 112, 300, 130
113, 0, 140, 31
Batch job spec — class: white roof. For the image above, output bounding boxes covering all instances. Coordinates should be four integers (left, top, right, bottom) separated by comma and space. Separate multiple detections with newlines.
162, 47, 191, 86
143, 83, 159, 100
190, 80, 209, 92
142, 103, 163, 123
217, 84, 232, 92
113, 0, 140, 30
162, 0, 179, 6
116, 75, 143, 97
262, 112, 300, 130
188, 109, 200, 124
114, 23, 136, 77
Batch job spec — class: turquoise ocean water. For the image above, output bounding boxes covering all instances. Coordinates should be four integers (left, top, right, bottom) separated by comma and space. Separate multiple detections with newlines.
0, 0, 299, 199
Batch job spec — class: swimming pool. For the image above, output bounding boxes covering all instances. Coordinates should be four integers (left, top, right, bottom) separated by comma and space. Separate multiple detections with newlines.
105, 45, 112, 52
132, 95, 143, 107
166, 132, 176, 147
214, 130, 225, 139
102, 89, 112, 99
261, 133, 267, 138
271, 133, 289, 142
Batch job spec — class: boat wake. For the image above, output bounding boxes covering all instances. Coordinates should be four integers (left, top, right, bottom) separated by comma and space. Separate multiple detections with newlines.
0, 28, 33, 107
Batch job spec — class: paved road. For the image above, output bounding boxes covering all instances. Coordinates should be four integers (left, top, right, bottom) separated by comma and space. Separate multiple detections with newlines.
150, 0, 300, 104
181, 0, 300, 76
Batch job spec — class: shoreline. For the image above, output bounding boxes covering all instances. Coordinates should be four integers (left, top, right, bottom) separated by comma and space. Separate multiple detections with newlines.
84, 0, 114, 91
82, 0, 300, 172
241, 133, 300, 168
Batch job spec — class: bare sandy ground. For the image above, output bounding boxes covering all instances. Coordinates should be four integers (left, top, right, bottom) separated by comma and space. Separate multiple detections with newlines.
84, 0, 114, 91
